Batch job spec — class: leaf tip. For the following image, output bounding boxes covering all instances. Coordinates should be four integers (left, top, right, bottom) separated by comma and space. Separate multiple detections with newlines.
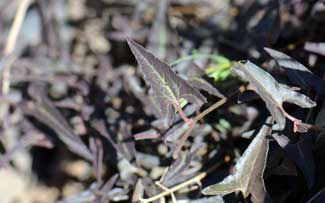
126, 37, 135, 49
201, 186, 215, 195
126, 37, 142, 53
125, 36, 133, 43
263, 47, 272, 52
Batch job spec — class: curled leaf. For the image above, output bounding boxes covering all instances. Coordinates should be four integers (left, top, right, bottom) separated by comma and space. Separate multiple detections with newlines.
231, 60, 316, 132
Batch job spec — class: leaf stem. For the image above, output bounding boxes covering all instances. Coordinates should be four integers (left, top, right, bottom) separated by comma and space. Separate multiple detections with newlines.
172, 86, 245, 159
280, 104, 307, 133
176, 102, 193, 125
155, 181, 177, 203
170, 54, 220, 66
279, 105, 325, 133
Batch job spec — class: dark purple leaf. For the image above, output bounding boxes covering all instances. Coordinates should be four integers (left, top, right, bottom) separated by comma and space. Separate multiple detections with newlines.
21, 84, 93, 161
272, 131, 315, 190
133, 129, 160, 140
162, 152, 191, 184
264, 47, 324, 93
202, 117, 273, 203
90, 137, 104, 183
181, 62, 224, 99
117, 121, 136, 161
187, 77, 225, 99
265, 146, 297, 177
272, 133, 290, 148
100, 174, 119, 203
249, 5, 281, 44
91, 120, 118, 151
284, 134, 315, 189
231, 60, 316, 132
162, 151, 197, 187
123, 73, 161, 118
316, 100, 325, 129
127, 38, 207, 128
316, 101, 325, 142
305, 42, 325, 56
163, 122, 190, 144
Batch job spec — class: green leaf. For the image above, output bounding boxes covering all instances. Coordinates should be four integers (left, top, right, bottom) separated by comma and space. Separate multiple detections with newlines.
127, 38, 207, 127
179, 98, 188, 108
202, 117, 273, 203
206, 56, 232, 82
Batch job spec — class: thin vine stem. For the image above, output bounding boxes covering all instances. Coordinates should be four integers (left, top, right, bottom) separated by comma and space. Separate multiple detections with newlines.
170, 53, 220, 67
139, 160, 223, 203
172, 86, 245, 159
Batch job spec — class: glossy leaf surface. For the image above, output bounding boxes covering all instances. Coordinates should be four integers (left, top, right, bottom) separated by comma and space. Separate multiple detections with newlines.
231, 60, 316, 131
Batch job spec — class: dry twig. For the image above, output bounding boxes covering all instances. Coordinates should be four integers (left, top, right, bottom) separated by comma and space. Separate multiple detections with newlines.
1, 0, 32, 95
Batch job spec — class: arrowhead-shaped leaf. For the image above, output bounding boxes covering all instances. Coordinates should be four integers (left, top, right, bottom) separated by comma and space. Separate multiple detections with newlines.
264, 47, 323, 93
127, 38, 207, 127
202, 117, 273, 203
231, 60, 316, 131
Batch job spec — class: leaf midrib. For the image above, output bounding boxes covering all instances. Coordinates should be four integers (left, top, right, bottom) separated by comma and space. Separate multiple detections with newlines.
135, 48, 178, 104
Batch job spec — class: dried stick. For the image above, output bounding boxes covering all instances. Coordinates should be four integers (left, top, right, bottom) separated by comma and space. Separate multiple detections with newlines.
139, 171, 204, 203
139, 160, 222, 203
1, 0, 32, 95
